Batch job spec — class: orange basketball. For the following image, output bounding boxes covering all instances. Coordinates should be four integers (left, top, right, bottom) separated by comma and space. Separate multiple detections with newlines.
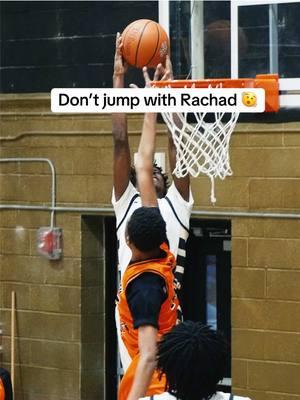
121, 19, 169, 68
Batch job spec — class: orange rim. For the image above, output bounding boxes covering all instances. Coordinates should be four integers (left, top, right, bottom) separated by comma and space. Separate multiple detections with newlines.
151, 74, 279, 112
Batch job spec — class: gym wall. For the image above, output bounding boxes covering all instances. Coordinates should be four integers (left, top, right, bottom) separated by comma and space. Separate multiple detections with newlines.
1, 1, 300, 400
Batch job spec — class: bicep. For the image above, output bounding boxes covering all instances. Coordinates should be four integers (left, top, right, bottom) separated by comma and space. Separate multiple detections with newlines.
171, 175, 190, 202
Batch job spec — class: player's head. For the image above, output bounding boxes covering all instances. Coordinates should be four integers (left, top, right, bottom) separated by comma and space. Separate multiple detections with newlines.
130, 162, 169, 198
157, 321, 228, 400
126, 207, 167, 252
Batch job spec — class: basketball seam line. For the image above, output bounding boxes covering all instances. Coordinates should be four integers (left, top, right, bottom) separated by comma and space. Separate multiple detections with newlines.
135, 20, 153, 68
145, 22, 160, 67
122, 20, 141, 63
122, 24, 131, 54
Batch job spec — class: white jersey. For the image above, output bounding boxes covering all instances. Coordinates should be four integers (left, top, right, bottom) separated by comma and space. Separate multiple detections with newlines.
112, 181, 194, 279
140, 392, 251, 400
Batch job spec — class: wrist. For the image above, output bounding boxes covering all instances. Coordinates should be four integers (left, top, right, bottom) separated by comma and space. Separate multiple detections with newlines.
113, 74, 125, 88
113, 73, 124, 80
145, 112, 157, 120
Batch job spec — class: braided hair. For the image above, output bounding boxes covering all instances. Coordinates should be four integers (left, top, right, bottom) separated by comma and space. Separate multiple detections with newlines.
157, 321, 228, 400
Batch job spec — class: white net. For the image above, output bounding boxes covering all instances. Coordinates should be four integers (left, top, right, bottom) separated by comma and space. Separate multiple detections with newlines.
162, 110, 239, 203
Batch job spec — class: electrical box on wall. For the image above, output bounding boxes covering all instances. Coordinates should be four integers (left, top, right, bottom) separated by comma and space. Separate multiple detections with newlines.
37, 227, 63, 260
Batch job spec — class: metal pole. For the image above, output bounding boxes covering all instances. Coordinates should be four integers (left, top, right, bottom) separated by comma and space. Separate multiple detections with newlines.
158, 0, 169, 37
191, 0, 204, 79
269, 4, 279, 74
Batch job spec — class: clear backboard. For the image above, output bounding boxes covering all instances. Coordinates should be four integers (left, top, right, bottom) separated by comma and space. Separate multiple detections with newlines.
158, 0, 300, 115
231, 0, 300, 110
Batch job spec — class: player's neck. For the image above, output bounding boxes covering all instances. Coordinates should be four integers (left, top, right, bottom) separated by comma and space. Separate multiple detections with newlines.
131, 247, 163, 263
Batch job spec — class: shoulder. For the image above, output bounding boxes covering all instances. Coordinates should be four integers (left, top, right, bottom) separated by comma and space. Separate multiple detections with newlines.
112, 181, 138, 206
158, 183, 193, 231
126, 272, 166, 294
166, 182, 194, 207
160, 183, 193, 224
112, 181, 140, 227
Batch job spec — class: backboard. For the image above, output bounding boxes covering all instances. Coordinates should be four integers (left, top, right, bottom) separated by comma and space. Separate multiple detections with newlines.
231, 0, 300, 109
158, 0, 300, 114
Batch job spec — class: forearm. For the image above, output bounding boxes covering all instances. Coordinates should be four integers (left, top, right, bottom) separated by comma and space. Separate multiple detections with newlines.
112, 75, 127, 141
127, 355, 157, 400
113, 72, 124, 87
112, 67, 131, 197
138, 113, 157, 165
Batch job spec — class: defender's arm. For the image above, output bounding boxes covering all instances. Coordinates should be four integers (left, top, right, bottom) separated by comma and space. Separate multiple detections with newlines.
135, 111, 158, 207
127, 325, 158, 400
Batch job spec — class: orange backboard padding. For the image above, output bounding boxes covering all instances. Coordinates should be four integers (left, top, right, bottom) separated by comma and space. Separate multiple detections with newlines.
151, 74, 279, 112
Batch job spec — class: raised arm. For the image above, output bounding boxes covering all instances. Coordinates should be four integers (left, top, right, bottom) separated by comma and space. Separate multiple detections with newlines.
112, 33, 131, 201
135, 64, 173, 207
135, 110, 158, 207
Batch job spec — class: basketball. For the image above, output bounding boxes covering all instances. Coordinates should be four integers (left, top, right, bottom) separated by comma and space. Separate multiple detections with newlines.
121, 19, 169, 68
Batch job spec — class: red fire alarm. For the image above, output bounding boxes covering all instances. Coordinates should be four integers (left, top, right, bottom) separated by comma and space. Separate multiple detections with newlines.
37, 227, 63, 260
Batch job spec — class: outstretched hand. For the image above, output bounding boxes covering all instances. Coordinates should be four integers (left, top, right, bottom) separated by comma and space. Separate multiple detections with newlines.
143, 61, 172, 87
130, 59, 172, 89
113, 32, 128, 77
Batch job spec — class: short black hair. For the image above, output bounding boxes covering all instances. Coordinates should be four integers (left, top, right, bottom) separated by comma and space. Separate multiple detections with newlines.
127, 207, 167, 252
130, 162, 169, 196
157, 321, 228, 400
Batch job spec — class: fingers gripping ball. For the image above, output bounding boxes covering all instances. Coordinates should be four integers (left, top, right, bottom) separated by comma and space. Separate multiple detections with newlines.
122, 19, 169, 68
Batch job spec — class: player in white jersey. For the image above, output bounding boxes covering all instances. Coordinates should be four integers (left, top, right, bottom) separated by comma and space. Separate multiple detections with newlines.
112, 35, 193, 373
112, 33, 193, 282
139, 321, 251, 400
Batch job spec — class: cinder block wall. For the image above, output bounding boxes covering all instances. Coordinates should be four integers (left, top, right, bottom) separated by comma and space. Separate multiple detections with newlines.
0, 95, 114, 399
0, 94, 299, 400
228, 124, 300, 400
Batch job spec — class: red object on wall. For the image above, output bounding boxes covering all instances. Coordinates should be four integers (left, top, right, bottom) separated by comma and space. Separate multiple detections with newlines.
37, 227, 63, 260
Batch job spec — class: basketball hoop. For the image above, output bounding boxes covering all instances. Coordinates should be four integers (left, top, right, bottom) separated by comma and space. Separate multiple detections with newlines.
152, 74, 279, 203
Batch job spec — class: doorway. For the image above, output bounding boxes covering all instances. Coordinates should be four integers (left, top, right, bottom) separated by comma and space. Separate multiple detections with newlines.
183, 219, 232, 384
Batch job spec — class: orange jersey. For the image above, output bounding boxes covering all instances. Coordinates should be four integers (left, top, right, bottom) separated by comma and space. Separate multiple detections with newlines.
117, 244, 179, 400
